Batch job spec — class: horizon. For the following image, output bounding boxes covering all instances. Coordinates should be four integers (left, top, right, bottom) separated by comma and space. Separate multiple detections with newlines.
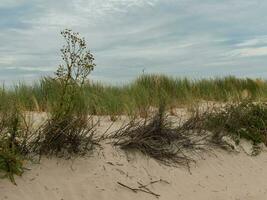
1, 0, 267, 85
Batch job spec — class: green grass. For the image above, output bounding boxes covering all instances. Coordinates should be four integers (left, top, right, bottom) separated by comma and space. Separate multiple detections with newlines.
1, 74, 267, 183
203, 101, 267, 145
0, 149, 24, 185
2, 74, 267, 116
0, 99, 27, 184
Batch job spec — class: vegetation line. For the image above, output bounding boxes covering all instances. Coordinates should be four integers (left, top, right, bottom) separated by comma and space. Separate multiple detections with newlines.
2, 74, 267, 117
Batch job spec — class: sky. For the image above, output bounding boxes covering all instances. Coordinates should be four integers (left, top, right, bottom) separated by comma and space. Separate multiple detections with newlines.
1, 0, 267, 85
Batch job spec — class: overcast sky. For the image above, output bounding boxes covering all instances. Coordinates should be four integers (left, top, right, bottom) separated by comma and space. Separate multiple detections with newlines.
1, 0, 267, 85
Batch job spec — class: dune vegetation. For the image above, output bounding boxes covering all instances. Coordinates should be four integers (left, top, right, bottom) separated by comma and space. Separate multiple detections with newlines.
1, 74, 267, 117
1, 29, 267, 184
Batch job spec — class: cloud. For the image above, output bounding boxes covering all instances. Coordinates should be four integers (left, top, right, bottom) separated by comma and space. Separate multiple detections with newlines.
0, 55, 15, 65
0, 0, 27, 8
235, 36, 267, 47
228, 46, 267, 57
1, 0, 267, 85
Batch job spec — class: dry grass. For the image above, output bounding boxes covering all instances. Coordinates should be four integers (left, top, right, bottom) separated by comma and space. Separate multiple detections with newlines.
29, 115, 99, 158
111, 106, 209, 167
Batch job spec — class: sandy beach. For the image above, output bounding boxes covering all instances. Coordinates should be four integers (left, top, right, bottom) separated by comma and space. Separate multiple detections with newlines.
1, 114, 267, 200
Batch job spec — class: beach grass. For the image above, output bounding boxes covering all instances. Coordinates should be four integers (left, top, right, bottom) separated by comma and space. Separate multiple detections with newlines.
2, 74, 267, 116
2, 74, 267, 183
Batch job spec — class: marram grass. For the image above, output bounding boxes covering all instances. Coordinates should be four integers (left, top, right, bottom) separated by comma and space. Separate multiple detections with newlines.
2, 74, 267, 184
2, 74, 267, 116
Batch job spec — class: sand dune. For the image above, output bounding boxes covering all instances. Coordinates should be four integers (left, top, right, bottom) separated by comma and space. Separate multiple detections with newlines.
1, 115, 267, 200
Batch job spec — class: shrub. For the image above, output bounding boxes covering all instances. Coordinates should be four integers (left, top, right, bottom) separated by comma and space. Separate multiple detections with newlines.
31, 29, 97, 158
0, 148, 24, 185
0, 101, 29, 184
203, 101, 267, 146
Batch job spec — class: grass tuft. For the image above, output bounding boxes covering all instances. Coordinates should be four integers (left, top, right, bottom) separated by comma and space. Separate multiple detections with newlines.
182, 101, 267, 154
111, 105, 208, 167
31, 115, 98, 158
0, 99, 28, 184
204, 101, 267, 146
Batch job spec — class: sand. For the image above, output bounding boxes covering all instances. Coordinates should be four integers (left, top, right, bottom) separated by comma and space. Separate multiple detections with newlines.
1, 114, 267, 200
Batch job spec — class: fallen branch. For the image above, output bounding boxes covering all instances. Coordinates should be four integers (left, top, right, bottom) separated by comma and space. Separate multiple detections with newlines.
137, 182, 160, 197
117, 181, 160, 198
138, 179, 170, 189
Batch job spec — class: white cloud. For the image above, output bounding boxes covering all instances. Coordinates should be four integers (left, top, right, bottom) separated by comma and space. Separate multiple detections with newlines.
0, 55, 15, 65
74, 0, 159, 13
228, 46, 267, 57
236, 36, 267, 47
